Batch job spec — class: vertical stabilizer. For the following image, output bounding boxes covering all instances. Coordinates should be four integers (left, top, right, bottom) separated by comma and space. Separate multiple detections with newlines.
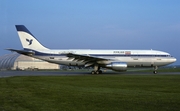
15, 25, 49, 50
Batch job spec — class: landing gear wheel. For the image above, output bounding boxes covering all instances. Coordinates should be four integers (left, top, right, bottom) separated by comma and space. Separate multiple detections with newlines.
99, 70, 102, 74
91, 70, 102, 75
96, 70, 103, 74
96, 71, 99, 74
91, 71, 95, 74
153, 71, 157, 74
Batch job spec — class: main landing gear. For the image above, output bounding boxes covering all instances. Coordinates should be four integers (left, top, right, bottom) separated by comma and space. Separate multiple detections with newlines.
91, 64, 102, 74
91, 70, 102, 74
153, 66, 158, 74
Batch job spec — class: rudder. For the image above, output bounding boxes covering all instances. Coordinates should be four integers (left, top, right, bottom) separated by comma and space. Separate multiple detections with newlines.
15, 25, 49, 50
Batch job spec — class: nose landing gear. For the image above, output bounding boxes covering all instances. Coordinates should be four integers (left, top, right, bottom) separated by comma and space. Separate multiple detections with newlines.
153, 66, 158, 74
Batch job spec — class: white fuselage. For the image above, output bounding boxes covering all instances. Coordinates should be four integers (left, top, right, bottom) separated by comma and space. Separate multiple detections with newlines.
31, 49, 176, 67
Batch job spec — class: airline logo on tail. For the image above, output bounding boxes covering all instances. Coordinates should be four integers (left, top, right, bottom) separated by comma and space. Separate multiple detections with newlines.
26, 39, 33, 45
15, 25, 49, 50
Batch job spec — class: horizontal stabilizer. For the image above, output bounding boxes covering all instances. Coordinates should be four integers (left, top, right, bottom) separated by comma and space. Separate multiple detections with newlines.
6, 49, 35, 56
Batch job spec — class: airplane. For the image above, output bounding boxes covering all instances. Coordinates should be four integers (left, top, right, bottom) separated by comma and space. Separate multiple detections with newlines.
7, 25, 176, 74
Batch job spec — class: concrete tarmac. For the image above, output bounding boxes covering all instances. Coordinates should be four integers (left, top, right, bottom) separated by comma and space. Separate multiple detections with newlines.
0, 70, 180, 78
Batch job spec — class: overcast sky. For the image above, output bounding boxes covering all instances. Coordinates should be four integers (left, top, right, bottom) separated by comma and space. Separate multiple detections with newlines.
0, 0, 180, 65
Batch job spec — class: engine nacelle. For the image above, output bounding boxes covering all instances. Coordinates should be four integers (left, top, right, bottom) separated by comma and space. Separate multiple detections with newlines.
106, 62, 127, 71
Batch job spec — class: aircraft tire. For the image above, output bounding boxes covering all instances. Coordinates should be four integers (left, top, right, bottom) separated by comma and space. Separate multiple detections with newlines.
96, 71, 99, 74
91, 71, 95, 74
153, 71, 157, 74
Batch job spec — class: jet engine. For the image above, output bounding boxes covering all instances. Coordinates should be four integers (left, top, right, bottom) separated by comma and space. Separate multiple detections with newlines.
106, 62, 127, 71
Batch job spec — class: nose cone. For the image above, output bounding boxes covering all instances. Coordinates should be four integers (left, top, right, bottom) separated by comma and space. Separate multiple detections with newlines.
171, 57, 177, 63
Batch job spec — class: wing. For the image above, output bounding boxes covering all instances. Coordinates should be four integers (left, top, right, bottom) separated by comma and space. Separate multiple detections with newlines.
66, 53, 109, 67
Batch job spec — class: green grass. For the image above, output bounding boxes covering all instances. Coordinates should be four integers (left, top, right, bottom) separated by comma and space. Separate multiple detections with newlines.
152, 67, 180, 72
128, 67, 180, 73
0, 75, 180, 111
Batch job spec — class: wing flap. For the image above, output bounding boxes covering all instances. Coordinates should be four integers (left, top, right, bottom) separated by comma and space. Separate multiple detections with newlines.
66, 53, 108, 67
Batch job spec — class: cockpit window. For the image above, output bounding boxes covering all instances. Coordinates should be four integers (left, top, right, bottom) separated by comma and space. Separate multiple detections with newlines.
166, 55, 172, 57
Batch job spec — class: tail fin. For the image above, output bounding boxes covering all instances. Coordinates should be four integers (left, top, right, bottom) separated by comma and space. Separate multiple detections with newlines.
15, 25, 49, 50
